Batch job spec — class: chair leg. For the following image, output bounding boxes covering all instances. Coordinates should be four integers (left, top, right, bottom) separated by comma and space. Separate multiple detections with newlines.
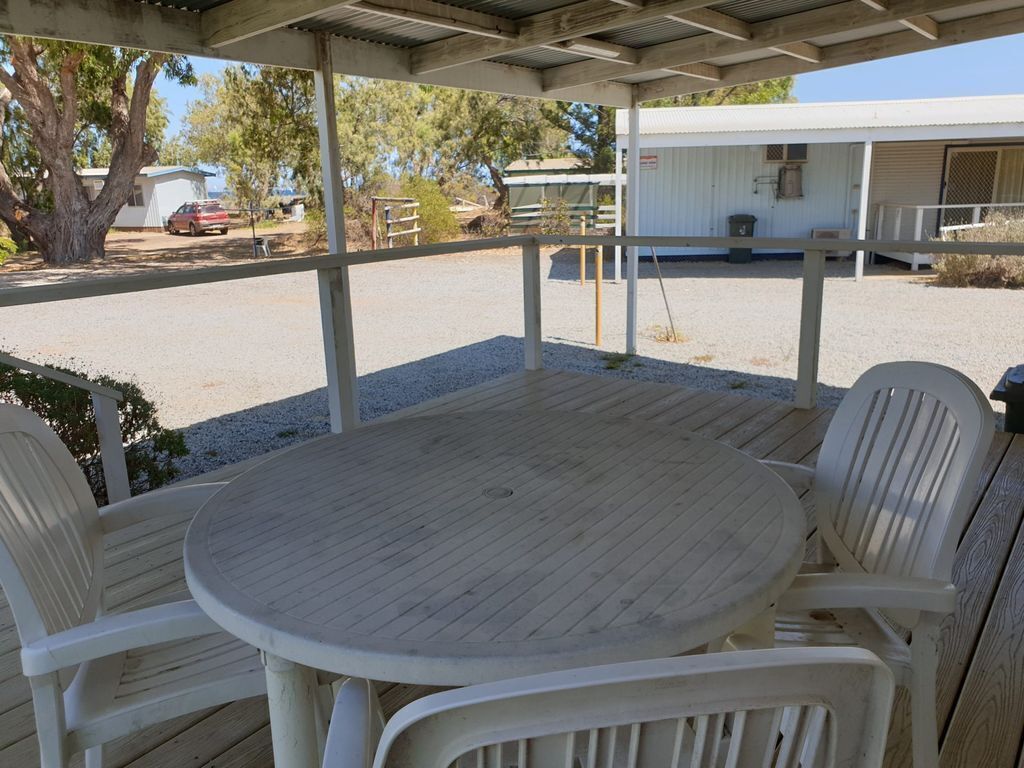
29, 674, 69, 768
910, 617, 941, 768
85, 744, 104, 768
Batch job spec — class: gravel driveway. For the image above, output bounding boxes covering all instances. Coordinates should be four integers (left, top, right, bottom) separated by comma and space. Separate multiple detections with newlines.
1, 247, 1020, 478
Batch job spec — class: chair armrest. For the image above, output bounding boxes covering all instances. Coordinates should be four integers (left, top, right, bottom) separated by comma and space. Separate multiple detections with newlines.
323, 678, 385, 768
778, 573, 957, 615
760, 460, 815, 493
99, 483, 227, 533
20, 600, 222, 676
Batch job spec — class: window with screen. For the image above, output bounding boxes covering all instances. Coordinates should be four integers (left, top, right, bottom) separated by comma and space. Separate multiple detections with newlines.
128, 185, 144, 207
765, 144, 808, 163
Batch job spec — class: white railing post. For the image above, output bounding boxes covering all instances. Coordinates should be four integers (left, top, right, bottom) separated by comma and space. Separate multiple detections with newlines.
795, 250, 826, 410
875, 205, 885, 240
314, 32, 359, 432
893, 207, 903, 240
614, 144, 623, 283
522, 241, 542, 371
625, 101, 641, 355
91, 393, 131, 503
855, 140, 872, 282
912, 207, 925, 269
972, 206, 982, 225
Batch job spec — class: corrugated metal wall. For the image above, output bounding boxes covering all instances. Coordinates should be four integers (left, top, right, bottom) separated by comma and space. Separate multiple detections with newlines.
867, 141, 947, 237
637, 143, 856, 255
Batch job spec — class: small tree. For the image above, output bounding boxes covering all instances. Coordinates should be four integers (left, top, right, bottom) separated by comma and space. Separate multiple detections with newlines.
0, 38, 193, 264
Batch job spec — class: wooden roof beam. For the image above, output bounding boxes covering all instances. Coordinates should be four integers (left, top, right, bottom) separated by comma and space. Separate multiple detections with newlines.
666, 9, 752, 40
666, 62, 722, 80
859, 0, 889, 8
900, 14, 940, 39
770, 41, 823, 63
546, 37, 640, 63
409, 0, 719, 74
202, 0, 361, 47
541, 0, 980, 92
638, 6, 1024, 101
351, 0, 516, 40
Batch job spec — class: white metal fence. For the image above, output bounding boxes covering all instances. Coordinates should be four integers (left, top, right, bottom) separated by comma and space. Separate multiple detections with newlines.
874, 202, 1024, 270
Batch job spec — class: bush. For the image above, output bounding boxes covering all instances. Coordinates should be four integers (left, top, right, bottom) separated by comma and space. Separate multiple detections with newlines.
0, 361, 188, 505
399, 176, 459, 245
539, 197, 575, 236
934, 211, 1024, 288
0, 236, 16, 266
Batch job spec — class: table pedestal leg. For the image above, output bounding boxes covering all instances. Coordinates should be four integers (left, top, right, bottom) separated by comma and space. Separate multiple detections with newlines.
263, 652, 321, 768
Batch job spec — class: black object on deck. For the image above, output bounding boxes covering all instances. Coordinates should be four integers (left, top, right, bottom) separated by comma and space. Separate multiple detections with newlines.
991, 365, 1024, 433
727, 214, 757, 264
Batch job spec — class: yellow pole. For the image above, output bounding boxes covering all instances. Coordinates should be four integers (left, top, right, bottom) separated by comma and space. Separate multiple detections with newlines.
595, 241, 603, 347
579, 215, 586, 286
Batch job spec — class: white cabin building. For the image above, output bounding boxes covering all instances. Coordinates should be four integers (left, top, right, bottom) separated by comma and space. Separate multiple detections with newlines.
79, 166, 213, 230
616, 95, 1024, 269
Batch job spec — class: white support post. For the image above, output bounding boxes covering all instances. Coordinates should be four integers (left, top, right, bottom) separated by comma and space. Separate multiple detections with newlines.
625, 99, 641, 355
522, 241, 542, 370
912, 207, 925, 270
855, 140, 872, 282
314, 32, 359, 433
972, 206, 982, 225
91, 393, 130, 503
796, 250, 826, 410
614, 142, 623, 283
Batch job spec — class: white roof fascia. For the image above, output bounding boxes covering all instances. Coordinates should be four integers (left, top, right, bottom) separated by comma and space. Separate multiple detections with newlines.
614, 123, 1024, 149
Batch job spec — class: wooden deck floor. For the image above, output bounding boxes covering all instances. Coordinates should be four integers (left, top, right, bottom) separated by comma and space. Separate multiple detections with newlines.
2, 369, 1022, 767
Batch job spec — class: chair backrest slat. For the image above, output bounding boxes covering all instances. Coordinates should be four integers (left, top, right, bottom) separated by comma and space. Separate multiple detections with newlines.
372, 648, 894, 768
0, 405, 103, 654
815, 364, 994, 606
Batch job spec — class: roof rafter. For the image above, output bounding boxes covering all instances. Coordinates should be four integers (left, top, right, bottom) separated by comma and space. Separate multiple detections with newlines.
408, 0, 718, 75
637, 5, 1024, 102
202, 0, 361, 48
666, 9, 752, 40
541, 0, 983, 92
900, 14, 940, 39
349, 0, 517, 40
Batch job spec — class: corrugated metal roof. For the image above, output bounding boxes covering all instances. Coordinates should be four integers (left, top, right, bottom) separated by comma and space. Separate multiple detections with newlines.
293, 7, 453, 47
491, 47, 586, 68
714, 0, 842, 24
615, 95, 1024, 136
80, 165, 212, 178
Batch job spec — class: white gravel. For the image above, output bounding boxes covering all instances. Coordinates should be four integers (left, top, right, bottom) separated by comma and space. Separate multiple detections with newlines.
2, 248, 1021, 478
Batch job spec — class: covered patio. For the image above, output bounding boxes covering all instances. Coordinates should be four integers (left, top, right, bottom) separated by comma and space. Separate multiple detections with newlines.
2, 2, 1024, 768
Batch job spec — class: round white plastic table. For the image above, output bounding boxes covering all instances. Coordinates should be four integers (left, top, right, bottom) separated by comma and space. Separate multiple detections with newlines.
184, 410, 805, 768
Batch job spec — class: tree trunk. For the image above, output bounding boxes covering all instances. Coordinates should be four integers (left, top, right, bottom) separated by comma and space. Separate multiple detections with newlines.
486, 164, 508, 211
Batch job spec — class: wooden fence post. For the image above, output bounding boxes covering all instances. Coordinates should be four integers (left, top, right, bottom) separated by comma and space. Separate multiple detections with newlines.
92, 393, 131, 502
579, 216, 586, 286
796, 250, 826, 410
522, 241, 542, 371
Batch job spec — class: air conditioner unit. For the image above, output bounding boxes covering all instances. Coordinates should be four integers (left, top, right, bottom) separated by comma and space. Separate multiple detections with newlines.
811, 227, 852, 258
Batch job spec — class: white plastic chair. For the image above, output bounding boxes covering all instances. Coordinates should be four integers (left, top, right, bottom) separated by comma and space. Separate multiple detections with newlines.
0, 404, 266, 768
760, 362, 995, 768
322, 647, 894, 768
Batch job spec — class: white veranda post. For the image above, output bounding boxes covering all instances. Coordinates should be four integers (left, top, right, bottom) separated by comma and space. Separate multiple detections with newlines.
614, 141, 623, 283
314, 32, 359, 432
855, 140, 873, 281
625, 101, 641, 354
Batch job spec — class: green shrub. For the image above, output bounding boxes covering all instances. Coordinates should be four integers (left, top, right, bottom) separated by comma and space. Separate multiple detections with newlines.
0, 361, 188, 505
934, 211, 1024, 288
0, 236, 16, 266
399, 176, 459, 245
539, 197, 573, 236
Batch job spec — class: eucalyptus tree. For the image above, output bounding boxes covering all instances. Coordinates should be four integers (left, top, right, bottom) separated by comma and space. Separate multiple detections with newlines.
0, 38, 191, 263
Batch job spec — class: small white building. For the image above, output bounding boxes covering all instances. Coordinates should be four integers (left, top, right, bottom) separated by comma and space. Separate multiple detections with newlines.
79, 165, 213, 230
615, 95, 1024, 271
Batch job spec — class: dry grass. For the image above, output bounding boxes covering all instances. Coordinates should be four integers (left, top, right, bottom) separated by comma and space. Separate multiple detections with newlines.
933, 212, 1024, 289
691, 354, 715, 364
647, 324, 688, 343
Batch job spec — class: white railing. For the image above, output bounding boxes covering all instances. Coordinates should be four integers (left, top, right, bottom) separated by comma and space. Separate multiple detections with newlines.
0, 351, 131, 502
2, 234, 1023, 419
874, 202, 1024, 270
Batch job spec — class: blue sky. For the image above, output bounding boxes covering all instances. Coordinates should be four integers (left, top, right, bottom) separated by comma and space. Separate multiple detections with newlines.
156, 33, 1024, 188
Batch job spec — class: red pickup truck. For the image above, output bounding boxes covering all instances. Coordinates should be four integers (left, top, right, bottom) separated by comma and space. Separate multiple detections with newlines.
166, 201, 229, 236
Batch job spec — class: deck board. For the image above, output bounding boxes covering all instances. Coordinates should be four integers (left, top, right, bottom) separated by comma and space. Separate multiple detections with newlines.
2, 369, 1023, 767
